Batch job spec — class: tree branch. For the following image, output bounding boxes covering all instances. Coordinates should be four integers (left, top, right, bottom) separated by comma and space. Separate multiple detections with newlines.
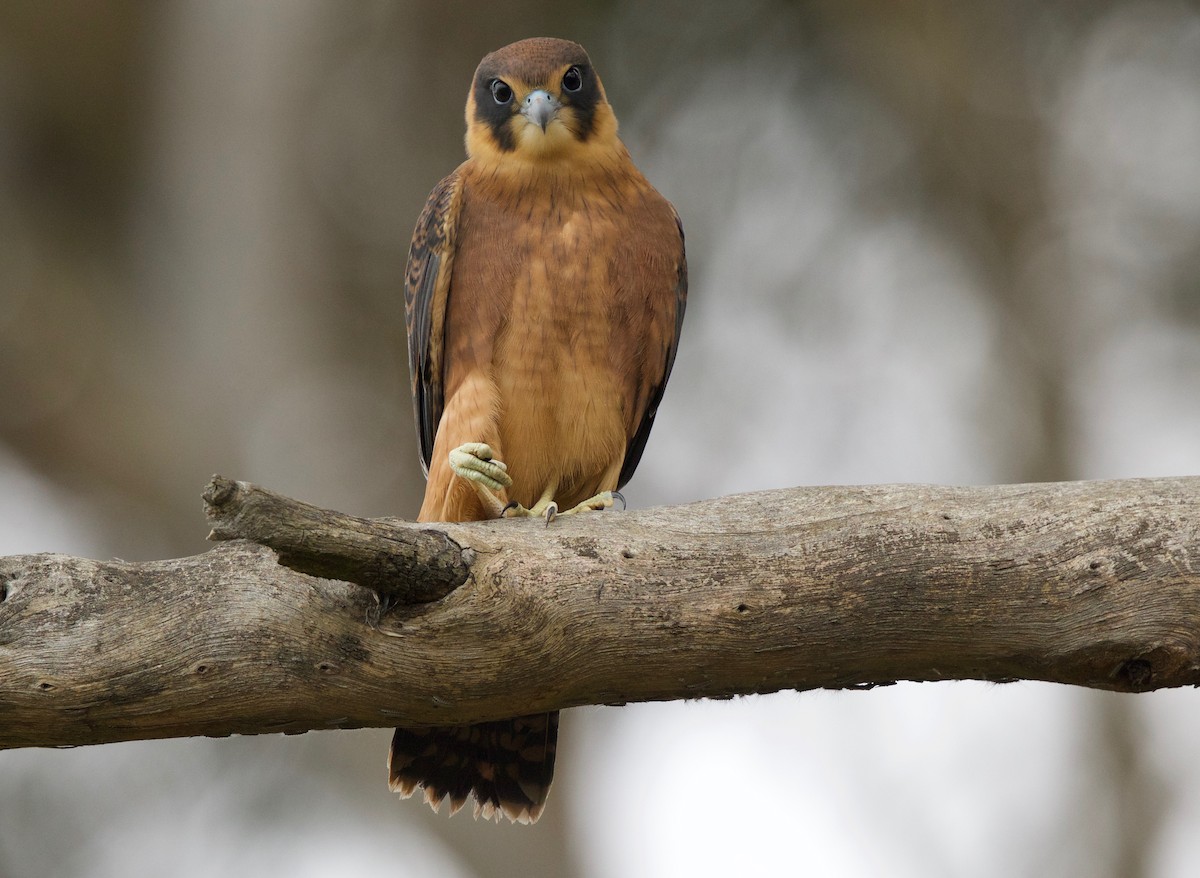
202, 476, 467, 602
2, 476, 1198, 749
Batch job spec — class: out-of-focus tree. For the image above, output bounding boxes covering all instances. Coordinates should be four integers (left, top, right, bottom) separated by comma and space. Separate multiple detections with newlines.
3, 2, 1200, 876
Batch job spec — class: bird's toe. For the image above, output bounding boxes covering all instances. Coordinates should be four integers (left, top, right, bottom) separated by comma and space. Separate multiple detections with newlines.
448, 443, 513, 491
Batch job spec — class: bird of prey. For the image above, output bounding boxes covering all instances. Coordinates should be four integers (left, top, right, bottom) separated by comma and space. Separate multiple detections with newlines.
391, 37, 687, 824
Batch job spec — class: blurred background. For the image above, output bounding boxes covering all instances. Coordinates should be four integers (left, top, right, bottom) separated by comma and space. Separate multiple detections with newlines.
2, 1, 1199, 875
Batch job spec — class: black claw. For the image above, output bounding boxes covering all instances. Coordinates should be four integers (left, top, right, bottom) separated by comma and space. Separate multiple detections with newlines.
544, 502, 559, 527
612, 491, 626, 511
501, 500, 520, 517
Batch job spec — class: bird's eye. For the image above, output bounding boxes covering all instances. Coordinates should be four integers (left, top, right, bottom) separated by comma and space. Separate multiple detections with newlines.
491, 80, 513, 105
562, 66, 583, 93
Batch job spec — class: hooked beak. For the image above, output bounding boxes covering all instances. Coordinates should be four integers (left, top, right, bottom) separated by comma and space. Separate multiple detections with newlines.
521, 89, 560, 132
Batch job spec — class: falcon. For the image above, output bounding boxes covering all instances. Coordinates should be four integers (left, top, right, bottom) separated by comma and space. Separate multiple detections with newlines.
390, 37, 687, 823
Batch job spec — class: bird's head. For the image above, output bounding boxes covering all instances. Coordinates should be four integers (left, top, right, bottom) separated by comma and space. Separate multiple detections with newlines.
464, 38, 622, 173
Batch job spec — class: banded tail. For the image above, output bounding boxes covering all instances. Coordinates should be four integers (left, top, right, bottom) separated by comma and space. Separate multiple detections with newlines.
388, 711, 559, 824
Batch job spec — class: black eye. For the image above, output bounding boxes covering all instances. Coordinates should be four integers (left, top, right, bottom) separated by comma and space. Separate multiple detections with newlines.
491, 79, 513, 105
562, 66, 583, 93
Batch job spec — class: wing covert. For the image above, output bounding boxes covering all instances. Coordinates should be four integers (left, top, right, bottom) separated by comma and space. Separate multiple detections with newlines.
404, 168, 464, 475
618, 207, 688, 490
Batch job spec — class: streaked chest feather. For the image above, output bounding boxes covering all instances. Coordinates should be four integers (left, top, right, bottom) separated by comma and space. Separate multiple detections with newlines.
495, 203, 628, 491
443, 168, 676, 501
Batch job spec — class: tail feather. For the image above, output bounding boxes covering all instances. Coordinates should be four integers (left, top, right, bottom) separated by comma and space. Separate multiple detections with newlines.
388, 711, 559, 824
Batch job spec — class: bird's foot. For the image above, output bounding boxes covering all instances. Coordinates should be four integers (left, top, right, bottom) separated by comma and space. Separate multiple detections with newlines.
449, 443, 512, 491
449, 443, 512, 518
503, 491, 624, 526
560, 490, 624, 516
501, 495, 558, 525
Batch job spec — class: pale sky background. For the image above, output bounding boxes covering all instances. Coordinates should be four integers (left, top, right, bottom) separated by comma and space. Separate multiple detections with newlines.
2, 2, 1200, 876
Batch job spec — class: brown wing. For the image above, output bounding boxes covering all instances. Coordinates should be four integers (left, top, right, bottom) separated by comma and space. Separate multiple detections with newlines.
618, 206, 688, 490
404, 167, 465, 475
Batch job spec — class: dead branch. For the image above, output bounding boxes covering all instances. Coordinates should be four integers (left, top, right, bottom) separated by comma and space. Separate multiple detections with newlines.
1, 475, 1198, 749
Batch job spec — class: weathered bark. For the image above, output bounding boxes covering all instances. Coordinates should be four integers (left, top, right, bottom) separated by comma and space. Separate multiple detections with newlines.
1, 475, 1198, 750
202, 476, 468, 602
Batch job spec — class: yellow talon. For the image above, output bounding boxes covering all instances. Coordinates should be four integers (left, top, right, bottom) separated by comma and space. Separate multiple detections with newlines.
503, 490, 620, 524
448, 443, 512, 518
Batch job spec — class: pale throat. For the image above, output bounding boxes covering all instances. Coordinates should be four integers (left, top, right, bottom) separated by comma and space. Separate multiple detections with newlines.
465, 105, 627, 188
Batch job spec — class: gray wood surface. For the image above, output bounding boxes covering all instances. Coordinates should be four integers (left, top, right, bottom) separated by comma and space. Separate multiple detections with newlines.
1, 475, 1197, 749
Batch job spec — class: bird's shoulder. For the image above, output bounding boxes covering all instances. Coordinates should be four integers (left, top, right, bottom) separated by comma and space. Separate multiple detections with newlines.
404, 165, 469, 475
406, 166, 466, 279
